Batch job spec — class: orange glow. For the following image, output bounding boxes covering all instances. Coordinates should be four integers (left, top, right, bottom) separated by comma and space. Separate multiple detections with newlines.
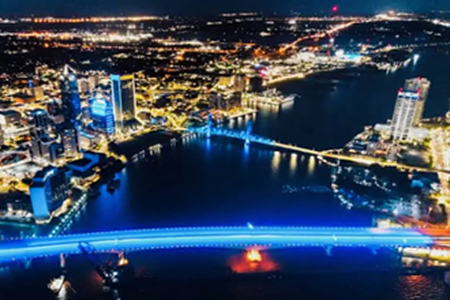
117, 256, 129, 266
247, 249, 262, 262
228, 249, 279, 273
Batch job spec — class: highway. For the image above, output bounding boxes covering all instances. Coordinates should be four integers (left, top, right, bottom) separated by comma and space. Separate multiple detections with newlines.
0, 227, 435, 263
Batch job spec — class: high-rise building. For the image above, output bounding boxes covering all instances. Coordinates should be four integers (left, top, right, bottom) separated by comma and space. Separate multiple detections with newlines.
31, 135, 60, 163
60, 65, 81, 128
78, 78, 90, 94
90, 97, 115, 136
391, 77, 431, 140
88, 74, 100, 92
233, 75, 246, 92
27, 109, 50, 137
111, 74, 136, 132
29, 166, 69, 221
62, 128, 79, 158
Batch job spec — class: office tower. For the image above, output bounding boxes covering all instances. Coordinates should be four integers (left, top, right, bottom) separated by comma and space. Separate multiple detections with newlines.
60, 65, 81, 155
27, 109, 50, 137
30, 166, 69, 221
90, 97, 115, 136
0, 109, 22, 128
31, 135, 60, 163
111, 74, 136, 132
391, 77, 431, 140
88, 74, 100, 92
233, 75, 246, 92
78, 78, 90, 94
60, 65, 81, 128
62, 128, 79, 158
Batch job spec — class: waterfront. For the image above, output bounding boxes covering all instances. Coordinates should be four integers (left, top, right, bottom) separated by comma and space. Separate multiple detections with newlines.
3, 47, 450, 299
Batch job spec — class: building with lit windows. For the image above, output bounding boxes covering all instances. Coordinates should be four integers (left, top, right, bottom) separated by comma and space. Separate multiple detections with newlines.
90, 97, 115, 136
62, 128, 79, 158
111, 74, 136, 132
27, 109, 50, 137
29, 166, 69, 222
391, 77, 430, 140
31, 135, 61, 163
60, 65, 81, 155
60, 65, 81, 127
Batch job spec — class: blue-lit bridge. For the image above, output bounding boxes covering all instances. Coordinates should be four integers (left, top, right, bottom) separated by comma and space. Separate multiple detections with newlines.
186, 118, 450, 174
0, 226, 438, 263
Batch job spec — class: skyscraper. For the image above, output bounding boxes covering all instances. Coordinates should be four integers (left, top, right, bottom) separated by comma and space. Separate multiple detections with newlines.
60, 65, 81, 156
90, 96, 115, 136
30, 166, 69, 221
27, 109, 50, 137
60, 65, 81, 128
391, 77, 431, 140
111, 74, 136, 132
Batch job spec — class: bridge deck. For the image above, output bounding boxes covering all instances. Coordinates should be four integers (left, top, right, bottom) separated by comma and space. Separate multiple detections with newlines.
0, 227, 434, 263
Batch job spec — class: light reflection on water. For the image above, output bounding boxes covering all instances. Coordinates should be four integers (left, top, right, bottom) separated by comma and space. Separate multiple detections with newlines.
289, 153, 298, 175
307, 155, 316, 176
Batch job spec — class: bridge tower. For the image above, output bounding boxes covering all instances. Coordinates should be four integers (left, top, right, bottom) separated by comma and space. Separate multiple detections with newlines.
207, 113, 213, 139
245, 119, 252, 145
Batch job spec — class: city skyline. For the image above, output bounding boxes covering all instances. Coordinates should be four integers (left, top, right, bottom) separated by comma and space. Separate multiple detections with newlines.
1, 0, 450, 17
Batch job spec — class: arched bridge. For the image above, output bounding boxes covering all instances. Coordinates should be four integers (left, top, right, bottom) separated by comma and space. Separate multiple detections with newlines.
0, 226, 437, 263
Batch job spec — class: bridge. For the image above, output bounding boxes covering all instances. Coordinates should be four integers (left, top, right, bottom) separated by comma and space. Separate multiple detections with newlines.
187, 120, 450, 174
0, 226, 439, 263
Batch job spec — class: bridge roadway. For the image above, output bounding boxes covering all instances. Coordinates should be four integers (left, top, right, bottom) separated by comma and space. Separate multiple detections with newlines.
0, 227, 438, 263
187, 126, 450, 174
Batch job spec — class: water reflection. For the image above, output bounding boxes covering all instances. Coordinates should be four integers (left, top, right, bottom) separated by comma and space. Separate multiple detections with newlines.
243, 143, 250, 164
289, 153, 298, 175
307, 155, 316, 177
271, 151, 281, 173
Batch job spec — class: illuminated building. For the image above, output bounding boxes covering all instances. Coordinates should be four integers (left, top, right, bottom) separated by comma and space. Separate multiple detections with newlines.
391, 77, 430, 140
47, 100, 61, 117
30, 86, 44, 101
233, 75, 246, 92
88, 74, 100, 92
31, 135, 60, 163
60, 65, 81, 128
78, 78, 90, 94
90, 97, 115, 136
111, 74, 137, 132
27, 109, 50, 137
29, 166, 69, 221
78, 130, 101, 150
62, 128, 79, 158
60, 65, 81, 155
0, 110, 22, 128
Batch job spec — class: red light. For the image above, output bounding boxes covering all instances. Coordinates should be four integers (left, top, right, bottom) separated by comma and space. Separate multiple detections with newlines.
332, 6, 338, 12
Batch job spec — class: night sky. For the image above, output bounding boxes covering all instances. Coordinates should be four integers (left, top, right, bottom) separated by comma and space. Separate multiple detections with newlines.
0, 0, 449, 17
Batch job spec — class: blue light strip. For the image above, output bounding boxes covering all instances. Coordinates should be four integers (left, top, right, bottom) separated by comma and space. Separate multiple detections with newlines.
0, 227, 434, 263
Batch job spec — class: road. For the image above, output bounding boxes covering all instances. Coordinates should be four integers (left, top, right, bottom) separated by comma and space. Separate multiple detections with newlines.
0, 227, 435, 263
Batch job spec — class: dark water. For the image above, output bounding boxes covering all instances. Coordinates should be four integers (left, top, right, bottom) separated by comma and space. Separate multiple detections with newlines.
3, 47, 450, 299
